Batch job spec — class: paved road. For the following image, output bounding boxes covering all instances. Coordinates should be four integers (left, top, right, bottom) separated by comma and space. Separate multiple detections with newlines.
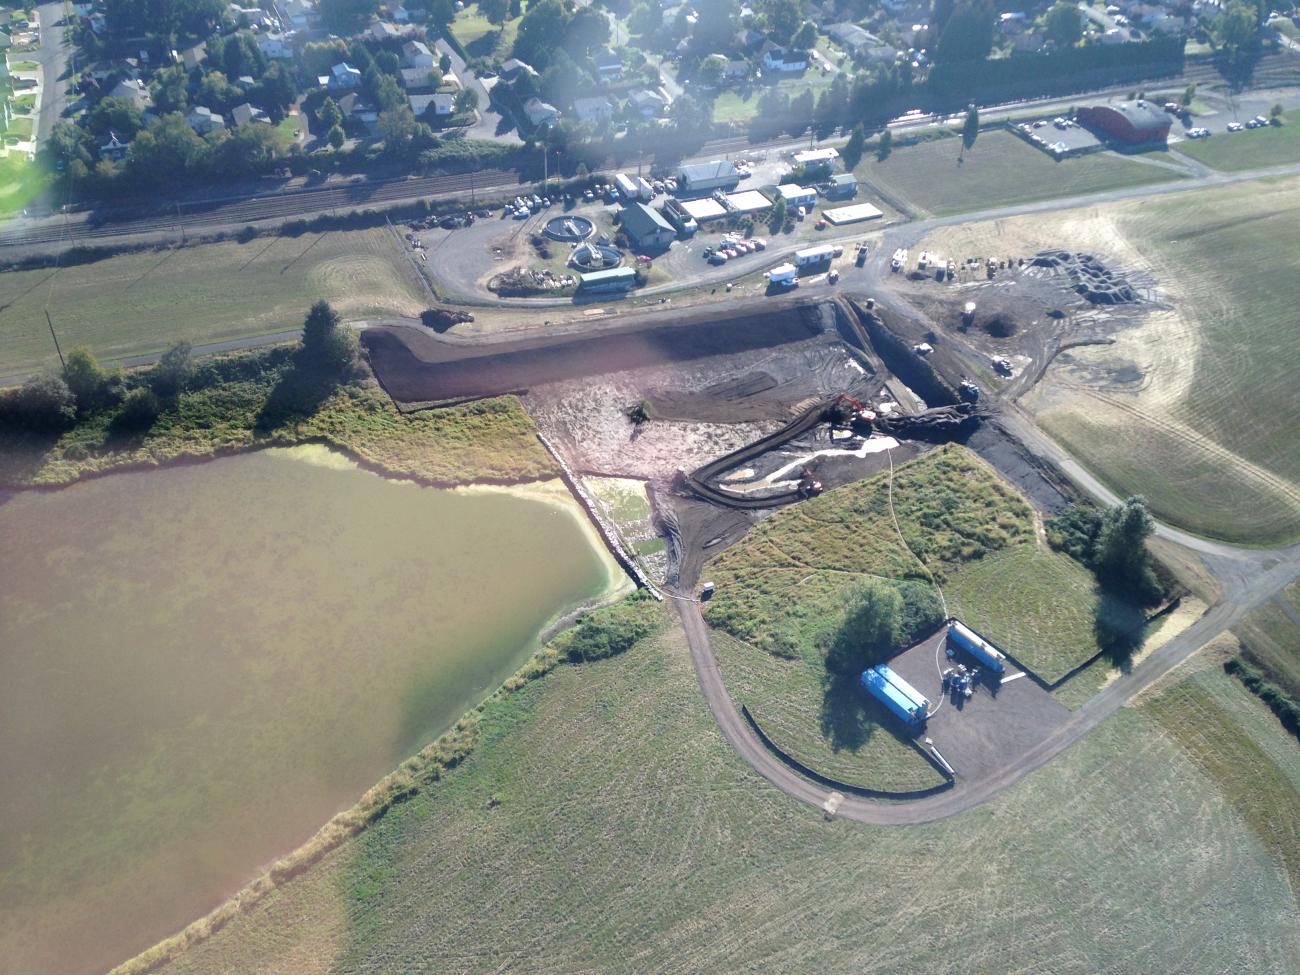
432, 36, 521, 144
34, 0, 71, 145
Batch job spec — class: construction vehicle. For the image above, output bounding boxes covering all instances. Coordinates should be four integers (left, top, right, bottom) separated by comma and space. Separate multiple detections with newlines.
959, 380, 981, 403
797, 468, 823, 498
890, 248, 907, 272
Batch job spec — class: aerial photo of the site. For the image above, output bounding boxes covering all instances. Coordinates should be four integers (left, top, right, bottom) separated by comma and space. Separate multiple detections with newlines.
2, 0, 1299, 971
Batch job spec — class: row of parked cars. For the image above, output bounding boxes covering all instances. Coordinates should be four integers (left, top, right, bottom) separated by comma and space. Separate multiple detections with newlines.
701, 235, 768, 265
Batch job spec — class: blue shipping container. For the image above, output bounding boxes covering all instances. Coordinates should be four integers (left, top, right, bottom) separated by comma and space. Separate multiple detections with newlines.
948, 620, 1006, 673
861, 664, 929, 725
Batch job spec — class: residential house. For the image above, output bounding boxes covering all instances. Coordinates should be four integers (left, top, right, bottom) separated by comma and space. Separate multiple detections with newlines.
573, 95, 613, 123
232, 101, 270, 125
720, 58, 749, 81
409, 92, 453, 117
99, 131, 129, 160
523, 96, 560, 126
627, 87, 669, 118
594, 48, 622, 80
257, 32, 294, 59
181, 42, 205, 71
390, 3, 410, 22
827, 22, 881, 53
734, 27, 765, 50
761, 43, 807, 73
186, 105, 226, 134
285, 0, 317, 29
338, 92, 379, 124
499, 58, 538, 82
329, 61, 362, 91
618, 202, 676, 250
399, 66, 435, 89
108, 78, 152, 111
402, 40, 434, 69
371, 20, 401, 40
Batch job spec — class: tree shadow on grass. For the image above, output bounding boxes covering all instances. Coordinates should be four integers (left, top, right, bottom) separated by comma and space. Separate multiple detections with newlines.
254, 365, 340, 435
1093, 583, 1151, 674
820, 666, 877, 753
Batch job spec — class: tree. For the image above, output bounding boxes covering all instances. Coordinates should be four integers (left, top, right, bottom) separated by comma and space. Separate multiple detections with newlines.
318, 0, 381, 32
116, 387, 161, 429
1043, 1, 1083, 47
318, 96, 343, 132
791, 20, 818, 51
428, 0, 457, 30
1271, 101, 1284, 122
842, 122, 866, 168
962, 104, 980, 151
935, 0, 995, 63
150, 340, 193, 398
769, 195, 787, 231
1094, 496, 1157, 597
698, 53, 728, 86
693, 0, 738, 49
455, 87, 480, 114
327, 124, 346, 149
479, 0, 511, 28
877, 126, 893, 160
86, 96, 145, 139
299, 300, 358, 375
10, 373, 76, 431
380, 106, 419, 150
62, 347, 110, 412
831, 578, 903, 671
762, 0, 801, 43
514, 0, 569, 68
1215, 0, 1261, 55
1181, 82, 1196, 107
628, 1, 662, 35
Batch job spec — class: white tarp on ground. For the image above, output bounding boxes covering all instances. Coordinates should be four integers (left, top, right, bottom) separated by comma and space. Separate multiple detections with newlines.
823, 202, 884, 224
764, 436, 900, 484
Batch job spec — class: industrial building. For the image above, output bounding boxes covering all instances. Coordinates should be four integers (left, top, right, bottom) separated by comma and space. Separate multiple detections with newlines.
722, 189, 772, 214
579, 266, 636, 293
792, 147, 839, 173
679, 197, 727, 222
826, 173, 858, 198
860, 664, 929, 726
823, 202, 883, 225
793, 243, 842, 267
618, 202, 677, 250
1076, 100, 1171, 145
776, 184, 818, 209
676, 160, 742, 194
947, 620, 1007, 673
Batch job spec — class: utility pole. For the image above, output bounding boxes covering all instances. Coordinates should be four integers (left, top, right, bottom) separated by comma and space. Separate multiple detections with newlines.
175, 201, 185, 243
45, 310, 65, 369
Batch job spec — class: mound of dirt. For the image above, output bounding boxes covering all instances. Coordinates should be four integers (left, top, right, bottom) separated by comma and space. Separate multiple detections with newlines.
1031, 250, 1137, 305
419, 307, 475, 332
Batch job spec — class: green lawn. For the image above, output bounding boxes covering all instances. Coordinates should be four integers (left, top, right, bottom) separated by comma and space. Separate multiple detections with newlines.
1028, 177, 1300, 545
1174, 121, 1300, 171
857, 130, 1186, 217
450, 4, 520, 58
7, 58, 37, 71
1234, 598, 1300, 700
4, 114, 33, 138
710, 73, 839, 124
0, 152, 46, 218
0, 226, 425, 376
945, 543, 1145, 684
139, 617, 1300, 975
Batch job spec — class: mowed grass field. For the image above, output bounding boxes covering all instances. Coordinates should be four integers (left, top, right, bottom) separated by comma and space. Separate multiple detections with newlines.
145, 615, 1300, 975
1024, 177, 1300, 545
855, 130, 1185, 217
0, 227, 425, 376
1234, 594, 1300, 700
1173, 121, 1300, 171
700, 445, 1134, 784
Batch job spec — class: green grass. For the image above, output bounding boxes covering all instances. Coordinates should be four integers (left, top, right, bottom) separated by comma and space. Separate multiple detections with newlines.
0, 349, 558, 488
136, 616, 1300, 975
4, 114, 32, 138
0, 226, 426, 376
709, 74, 838, 124
451, 4, 520, 58
711, 630, 946, 792
7, 58, 37, 70
857, 130, 1186, 217
945, 543, 1145, 684
0, 151, 46, 218
1027, 177, 1300, 546
1234, 598, 1300, 700
1174, 121, 1300, 171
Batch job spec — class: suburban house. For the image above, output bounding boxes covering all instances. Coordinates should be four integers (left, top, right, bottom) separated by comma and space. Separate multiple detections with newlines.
627, 87, 669, 118
402, 40, 434, 68
185, 105, 226, 134
390, 2, 411, 21
329, 61, 362, 90
399, 66, 435, 89
573, 95, 613, 124
761, 43, 806, 73
99, 131, 129, 160
523, 97, 560, 126
109, 77, 152, 111
827, 22, 880, 53
721, 58, 750, 81
371, 20, 401, 40
232, 102, 270, 125
499, 58, 538, 82
676, 159, 741, 194
594, 49, 623, 80
284, 0, 316, 29
338, 92, 379, 124
619, 202, 676, 250
257, 32, 294, 59
180, 42, 205, 71
409, 92, 453, 117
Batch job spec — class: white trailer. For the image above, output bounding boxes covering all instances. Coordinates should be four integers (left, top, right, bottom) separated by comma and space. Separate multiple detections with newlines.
614, 172, 638, 200
793, 244, 843, 267
765, 262, 798, 287
948, 620, 1007, 673
634, 175, 654, 200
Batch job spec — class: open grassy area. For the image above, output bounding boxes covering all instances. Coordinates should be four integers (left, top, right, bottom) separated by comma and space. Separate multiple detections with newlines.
710, 74, 838, 124
451, 3, 520, 58
1234, 598, 1300, 700
945, 543, 1145, 684
698, 445, 1133, 785
0, 349, 558, 488
0, 152, 46, 218
0, 227, 425, 376
138, 616, 1299, 975
1174, 121, 1300, 171
856, 130, 1186, 217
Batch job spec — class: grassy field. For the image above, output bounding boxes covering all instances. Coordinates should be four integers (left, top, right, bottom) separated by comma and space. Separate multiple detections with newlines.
0, 153, 46, 218
138, 615, 1300, 975
0, 349, 558, 488
1173, 121, 1300, 171
855, 130, 1185, 217
710, 74, 839, 124
1234, 598, 1300, 700
700, 445, 1132, 784
0, 227, 425, 376
451, 3, 520, 58
945, 544, 1145, 684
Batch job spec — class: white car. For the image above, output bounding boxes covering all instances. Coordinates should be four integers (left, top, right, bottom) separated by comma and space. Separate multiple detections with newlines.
1227, 121, 1244, 132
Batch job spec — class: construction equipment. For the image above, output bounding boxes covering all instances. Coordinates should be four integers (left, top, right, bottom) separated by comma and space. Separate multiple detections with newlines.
797, 468, 823, 498
959, 380, 981, 402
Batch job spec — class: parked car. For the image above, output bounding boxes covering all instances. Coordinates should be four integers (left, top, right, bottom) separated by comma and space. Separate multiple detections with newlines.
1228, 121, 1244, 132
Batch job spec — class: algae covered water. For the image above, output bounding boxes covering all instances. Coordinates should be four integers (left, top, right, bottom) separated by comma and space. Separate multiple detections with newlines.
0, 445, 625, 975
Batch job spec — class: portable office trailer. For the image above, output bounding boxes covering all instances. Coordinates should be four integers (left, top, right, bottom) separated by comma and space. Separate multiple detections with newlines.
614, 173, 638, 200
793, 244, 843, 267
765, 262, 797, 286
947, 620, 1006, 673
860, 664, 929, 726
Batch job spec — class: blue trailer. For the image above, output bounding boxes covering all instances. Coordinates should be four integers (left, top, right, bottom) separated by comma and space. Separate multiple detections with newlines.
947, 620, 1006, 673
860, 664, 929, 726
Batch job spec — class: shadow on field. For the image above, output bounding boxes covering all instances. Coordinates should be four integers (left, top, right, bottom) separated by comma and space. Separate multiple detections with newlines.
254, 366, 338, 433
1094, 585, 1151, 675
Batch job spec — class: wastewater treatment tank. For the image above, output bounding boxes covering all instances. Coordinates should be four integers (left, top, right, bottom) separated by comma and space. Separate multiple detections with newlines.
569, 241, 624, 271
544, 215, 595, 242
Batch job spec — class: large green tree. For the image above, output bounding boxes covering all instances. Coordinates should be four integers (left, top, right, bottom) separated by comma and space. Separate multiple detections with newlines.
935, 0, 995, 63
1043, 1, 1083, 47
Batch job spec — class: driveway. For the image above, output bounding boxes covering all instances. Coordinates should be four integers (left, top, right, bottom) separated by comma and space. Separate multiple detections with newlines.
433, 36, 521, 144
